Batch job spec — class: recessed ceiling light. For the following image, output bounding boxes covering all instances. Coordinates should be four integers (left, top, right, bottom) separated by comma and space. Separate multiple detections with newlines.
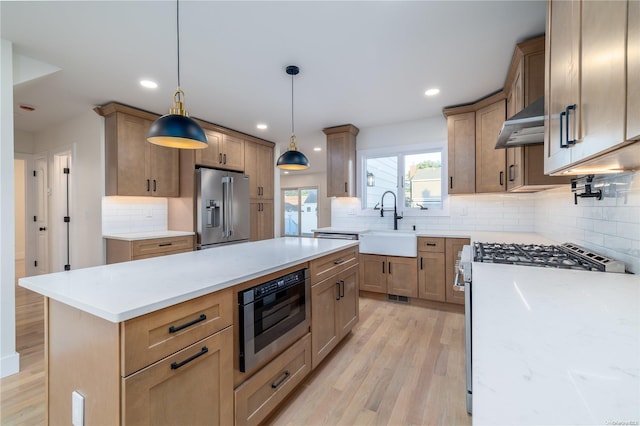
425, 88, 440, 97
140, 80, 158, 89
283, 171, 290, 174
313, 147, 321, 152
256, 123, 268, 130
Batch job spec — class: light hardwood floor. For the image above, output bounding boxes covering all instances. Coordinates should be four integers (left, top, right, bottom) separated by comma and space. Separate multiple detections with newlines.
1, 265, 470, 426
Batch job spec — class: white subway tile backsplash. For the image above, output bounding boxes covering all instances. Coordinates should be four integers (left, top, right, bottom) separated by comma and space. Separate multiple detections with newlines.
102, 196, 168, 235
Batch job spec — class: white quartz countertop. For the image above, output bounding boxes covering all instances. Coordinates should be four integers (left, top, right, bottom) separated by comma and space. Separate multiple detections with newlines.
102, 230, 195, 241
472, 262, 640, 425
19, 237, 358, 323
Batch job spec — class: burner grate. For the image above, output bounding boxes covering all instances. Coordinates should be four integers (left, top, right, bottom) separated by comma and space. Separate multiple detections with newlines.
473, 242, 625, 273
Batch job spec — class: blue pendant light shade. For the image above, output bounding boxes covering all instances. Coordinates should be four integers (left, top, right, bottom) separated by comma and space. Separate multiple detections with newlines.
147, 0, 207, 150
277, 65, 310, 170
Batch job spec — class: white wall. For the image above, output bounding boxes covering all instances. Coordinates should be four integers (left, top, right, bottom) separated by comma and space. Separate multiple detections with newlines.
14, 129, 34, 154
1, 38, 19, 377
14, 159, 25, 259
32, 109, 104, 270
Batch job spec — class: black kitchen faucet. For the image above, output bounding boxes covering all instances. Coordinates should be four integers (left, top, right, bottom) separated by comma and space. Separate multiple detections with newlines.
380, 191, 403, 230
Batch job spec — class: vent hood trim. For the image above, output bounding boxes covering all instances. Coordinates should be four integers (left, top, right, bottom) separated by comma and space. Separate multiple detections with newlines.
495, 97, 545, 149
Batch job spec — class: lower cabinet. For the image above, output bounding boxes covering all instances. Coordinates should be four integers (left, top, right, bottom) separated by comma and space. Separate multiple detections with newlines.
359, 254, 417, 298
418, 252, 446, 302
311, 264, 359, 369
106, 235, 195, 264
249, 200, 274, 241
123, 328, 234, 425
234, 333, 312, 426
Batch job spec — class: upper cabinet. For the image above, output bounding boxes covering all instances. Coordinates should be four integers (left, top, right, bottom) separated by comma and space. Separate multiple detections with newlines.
96, 103, 179, 197
628, 0, 640, 142
324, 124, 359, 197
475, 99, 506, 193
447, 112, 475, 194
195, 130, 244, 172
545, 0, 637, 175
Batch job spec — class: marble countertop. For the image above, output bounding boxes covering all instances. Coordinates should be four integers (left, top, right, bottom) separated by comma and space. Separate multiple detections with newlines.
103, 230, 195, 241
472, 262, 640, 425
19, 237, 358, 323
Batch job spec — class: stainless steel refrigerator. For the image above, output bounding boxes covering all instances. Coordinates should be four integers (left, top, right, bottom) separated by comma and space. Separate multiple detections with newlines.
195, 167, 250, 249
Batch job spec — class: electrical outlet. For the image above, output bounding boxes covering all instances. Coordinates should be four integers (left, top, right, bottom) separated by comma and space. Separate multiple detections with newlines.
146, 209, 153, 218
72, 391, 84, 426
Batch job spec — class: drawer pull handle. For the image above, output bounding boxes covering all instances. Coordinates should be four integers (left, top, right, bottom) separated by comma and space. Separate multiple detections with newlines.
170, 346, 208, 370
426, 242, 437, 247
333, 258, 345, 265
271, 370, 290, 389
169, 314, 207, 333
158, 242, 173, 247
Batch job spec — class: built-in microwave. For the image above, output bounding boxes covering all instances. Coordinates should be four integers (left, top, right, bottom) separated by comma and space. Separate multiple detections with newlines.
238, 268, 310, 373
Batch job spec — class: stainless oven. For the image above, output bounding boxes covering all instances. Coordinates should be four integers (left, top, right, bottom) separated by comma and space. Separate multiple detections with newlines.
453, 245, 473, 414
238, 268, 310, 373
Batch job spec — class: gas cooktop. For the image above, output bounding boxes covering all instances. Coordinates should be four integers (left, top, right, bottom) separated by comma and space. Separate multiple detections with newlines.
473, 242, 626, 273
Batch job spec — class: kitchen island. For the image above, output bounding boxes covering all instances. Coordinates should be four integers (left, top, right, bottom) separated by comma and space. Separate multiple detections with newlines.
472, 263, 639, 425
19, 237, 359, 425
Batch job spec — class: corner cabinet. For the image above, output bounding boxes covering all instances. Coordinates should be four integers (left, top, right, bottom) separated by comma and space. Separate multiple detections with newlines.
545, 0, 637, 175
324, 124, 359, 197
96, 103, 179, 197
475, 99, 506, 193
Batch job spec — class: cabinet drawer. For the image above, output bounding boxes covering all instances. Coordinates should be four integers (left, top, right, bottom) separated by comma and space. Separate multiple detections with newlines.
417, 237, 445, 253
309, 246, 359, 285
121, 288, 233, 376
234, 333, 311, 426
131, 235, 194, 258
123, 327, 233, 426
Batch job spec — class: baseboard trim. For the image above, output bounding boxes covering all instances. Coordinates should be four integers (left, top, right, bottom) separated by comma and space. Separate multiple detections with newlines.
0, 351, 20, 378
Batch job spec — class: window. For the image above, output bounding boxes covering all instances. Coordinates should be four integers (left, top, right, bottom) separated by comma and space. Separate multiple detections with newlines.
360, 144, 446, 214
282, 187, 318, 237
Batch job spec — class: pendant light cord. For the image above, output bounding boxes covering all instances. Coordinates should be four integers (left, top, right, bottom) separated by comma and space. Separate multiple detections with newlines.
176, 0, 181, 90
291, 72, 295, 135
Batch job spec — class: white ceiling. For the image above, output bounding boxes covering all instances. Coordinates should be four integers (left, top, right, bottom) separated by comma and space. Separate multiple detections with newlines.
2, 0, 546, 171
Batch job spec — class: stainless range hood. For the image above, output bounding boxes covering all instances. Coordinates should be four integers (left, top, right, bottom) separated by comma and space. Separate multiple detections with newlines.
495, 97, 545, 149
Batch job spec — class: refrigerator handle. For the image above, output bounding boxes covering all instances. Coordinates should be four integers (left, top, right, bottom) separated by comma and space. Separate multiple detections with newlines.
222, 177, 230, 238
228, 177, 234, 237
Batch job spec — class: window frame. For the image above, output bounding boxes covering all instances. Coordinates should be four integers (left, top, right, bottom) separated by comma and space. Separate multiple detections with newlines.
281, 186, 319, 237
356, 141, 450, 217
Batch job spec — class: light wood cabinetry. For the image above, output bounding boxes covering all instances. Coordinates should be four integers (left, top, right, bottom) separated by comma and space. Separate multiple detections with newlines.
504, 36, 571, 192
628, 0, 639, 141
47, 289, 234, 425
545, 0, 635, 175
249, 200, 274, 241
310, 250, 359, 369
447, 112, 476, 194
445, 238, 470, 305
475, 99, 506, 193
96, 103, 180, 197
106, 235, 195, 264
195, 131, 245, 172
234, 333, 311, 426
417, 237, 445, 302
359, 254, 417, 298
323, 124, 359, 197
244, 140, 274, 199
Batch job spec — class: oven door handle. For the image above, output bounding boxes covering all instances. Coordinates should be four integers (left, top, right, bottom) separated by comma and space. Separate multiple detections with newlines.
260, 293, 301, 318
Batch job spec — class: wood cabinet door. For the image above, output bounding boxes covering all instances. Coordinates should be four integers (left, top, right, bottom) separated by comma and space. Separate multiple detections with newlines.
221, 134, 245, 172
506, 146, 524, 191
418, 252, 446, 302
629, 0, 640, 141
326, 133, 354, 197
359, 254, 387, 293
195, 130, 222, 168
123, 327, 233, 426
116, 113, 151, 196
244, 141, 260, 199
386, 256, 417, 298
311, 277, 340, 369
249, 201, 260, 241
545, 0, 580, 174
573, 0, 626, 162
257, 144, 274, 199
447, 112, 475, 194
149, 143, 179, 197
259, 200, 274, 240
445, 238, 469, 305
337, 265, 359, 337
475, 100, 506, 193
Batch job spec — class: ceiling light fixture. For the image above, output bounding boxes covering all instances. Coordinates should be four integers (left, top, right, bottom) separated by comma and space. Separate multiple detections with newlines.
257, 123, 268, 130
140, 80, 158, 89
313, 147, 321, 152
425, 88, 440, 97
276, 65, 310, 170
147, 0, 207, 149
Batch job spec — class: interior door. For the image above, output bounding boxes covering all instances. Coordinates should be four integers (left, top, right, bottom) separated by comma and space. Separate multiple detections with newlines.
33, 155, 48, 275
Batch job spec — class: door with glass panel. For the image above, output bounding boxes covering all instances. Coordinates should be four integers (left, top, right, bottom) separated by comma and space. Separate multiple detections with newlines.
282, 188, 318, 237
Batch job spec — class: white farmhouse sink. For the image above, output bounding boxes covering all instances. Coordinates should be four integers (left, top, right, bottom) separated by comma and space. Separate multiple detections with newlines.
358, 231, 417, 257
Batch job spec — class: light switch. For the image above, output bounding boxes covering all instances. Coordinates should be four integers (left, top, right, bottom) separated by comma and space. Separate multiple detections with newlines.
72, 391, 84, 426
